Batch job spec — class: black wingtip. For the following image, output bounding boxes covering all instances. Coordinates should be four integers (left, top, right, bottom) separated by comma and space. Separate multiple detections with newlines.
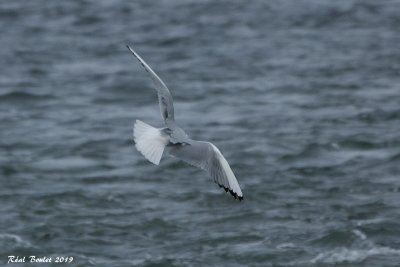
217, 183, 243, 201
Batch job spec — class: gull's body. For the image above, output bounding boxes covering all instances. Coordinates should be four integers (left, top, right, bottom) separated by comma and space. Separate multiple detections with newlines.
128, 46, 243, 200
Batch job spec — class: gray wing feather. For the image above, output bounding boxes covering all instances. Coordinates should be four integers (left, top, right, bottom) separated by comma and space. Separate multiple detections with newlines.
168, 141, 243, 200
127, 45, 175, 125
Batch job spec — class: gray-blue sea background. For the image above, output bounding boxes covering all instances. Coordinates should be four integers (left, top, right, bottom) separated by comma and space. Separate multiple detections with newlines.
1, 0, 400, 266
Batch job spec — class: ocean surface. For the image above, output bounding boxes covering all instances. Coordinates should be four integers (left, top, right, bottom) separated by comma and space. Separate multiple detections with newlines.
1, 0, 400, 266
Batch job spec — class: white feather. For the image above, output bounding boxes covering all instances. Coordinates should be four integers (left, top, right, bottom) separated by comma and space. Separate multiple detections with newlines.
210, 144, 243, 197
133, 120, 168, 165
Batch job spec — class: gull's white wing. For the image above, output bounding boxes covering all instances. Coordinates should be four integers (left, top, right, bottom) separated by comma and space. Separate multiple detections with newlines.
169, 140, 243, 200
127, 45, 175, 125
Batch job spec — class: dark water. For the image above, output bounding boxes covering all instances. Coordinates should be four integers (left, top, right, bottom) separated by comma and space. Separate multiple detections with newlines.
1, 0, 400, 266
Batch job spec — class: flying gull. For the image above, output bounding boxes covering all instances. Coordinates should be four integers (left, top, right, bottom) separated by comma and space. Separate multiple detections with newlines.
127, 45, 243, 201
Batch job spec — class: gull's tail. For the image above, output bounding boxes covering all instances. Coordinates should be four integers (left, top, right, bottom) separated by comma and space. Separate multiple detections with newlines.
133, 120, 169, 165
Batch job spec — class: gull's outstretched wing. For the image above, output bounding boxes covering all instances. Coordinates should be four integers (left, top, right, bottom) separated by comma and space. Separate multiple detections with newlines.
127, 45, 175, 125
168, 140, 243, 200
